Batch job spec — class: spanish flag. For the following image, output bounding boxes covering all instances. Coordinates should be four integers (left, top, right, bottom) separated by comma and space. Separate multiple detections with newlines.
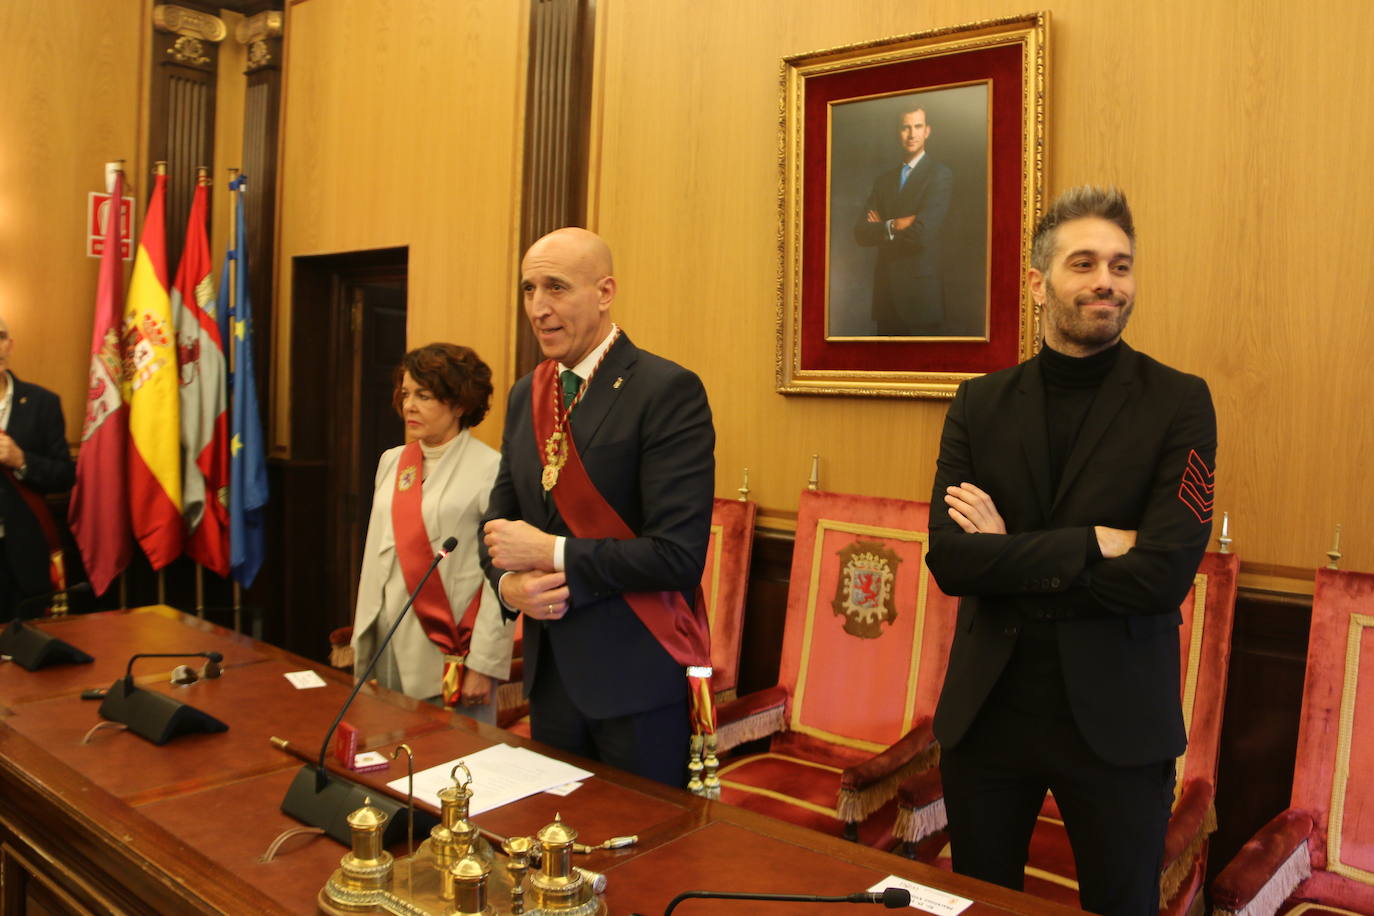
122, 165, 183, 569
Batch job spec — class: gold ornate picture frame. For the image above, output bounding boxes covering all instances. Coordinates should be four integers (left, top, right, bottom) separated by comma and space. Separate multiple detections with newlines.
776, 12, 1048, 399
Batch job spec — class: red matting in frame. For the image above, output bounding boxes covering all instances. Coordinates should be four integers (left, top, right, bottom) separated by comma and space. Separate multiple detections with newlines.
801, 42, 1024, 374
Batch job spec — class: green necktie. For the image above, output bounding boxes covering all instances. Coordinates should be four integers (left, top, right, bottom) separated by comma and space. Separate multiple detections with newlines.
561, 369, 581, 410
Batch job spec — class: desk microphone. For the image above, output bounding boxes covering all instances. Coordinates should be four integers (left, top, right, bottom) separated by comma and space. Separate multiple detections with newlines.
98, 651, 230, 744
639, 887, 912, 914
279, 536, 457, 845
121, 651, 225, 688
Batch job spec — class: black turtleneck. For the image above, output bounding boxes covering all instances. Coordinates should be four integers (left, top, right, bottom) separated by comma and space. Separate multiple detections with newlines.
1040, 341, 1121, 493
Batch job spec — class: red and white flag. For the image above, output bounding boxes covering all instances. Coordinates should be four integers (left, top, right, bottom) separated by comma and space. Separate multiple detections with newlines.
174, 176, 230, 576
69, 169, 132, 595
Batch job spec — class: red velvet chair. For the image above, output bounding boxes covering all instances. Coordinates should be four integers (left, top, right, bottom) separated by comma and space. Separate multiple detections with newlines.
894, 550, 1239, 916
703, 498, 757, 701
713, 490, 959, 844
1212, 567, 1374, 916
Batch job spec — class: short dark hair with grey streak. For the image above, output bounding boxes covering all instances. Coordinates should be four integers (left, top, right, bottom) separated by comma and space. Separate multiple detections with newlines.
1030, 186, 1135, 273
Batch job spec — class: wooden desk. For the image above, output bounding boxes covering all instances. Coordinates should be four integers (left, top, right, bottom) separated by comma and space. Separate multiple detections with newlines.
0, 609, 1083, 916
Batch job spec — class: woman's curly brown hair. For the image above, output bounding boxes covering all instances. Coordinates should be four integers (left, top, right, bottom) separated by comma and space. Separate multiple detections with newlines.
392, 343, 493, 430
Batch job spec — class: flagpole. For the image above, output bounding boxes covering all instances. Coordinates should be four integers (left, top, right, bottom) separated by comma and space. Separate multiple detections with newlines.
228, 167, 242, 633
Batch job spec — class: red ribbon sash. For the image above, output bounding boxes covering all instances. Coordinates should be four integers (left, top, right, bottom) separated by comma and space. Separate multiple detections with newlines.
1, 466, 66, 598
531, 361, 712, 671
389, 440, 473, 657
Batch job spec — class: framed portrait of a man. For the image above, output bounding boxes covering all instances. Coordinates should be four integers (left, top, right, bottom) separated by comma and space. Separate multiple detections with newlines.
777, 13, 1048, 399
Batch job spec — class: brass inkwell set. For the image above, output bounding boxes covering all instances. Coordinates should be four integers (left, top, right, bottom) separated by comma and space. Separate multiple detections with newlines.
318, 762, 622, 916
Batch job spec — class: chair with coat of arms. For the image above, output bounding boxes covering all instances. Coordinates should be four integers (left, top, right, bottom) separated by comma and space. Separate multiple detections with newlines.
892, 547, 1240, 916
1211, 564, 1374, 916
712, 489, 959, 844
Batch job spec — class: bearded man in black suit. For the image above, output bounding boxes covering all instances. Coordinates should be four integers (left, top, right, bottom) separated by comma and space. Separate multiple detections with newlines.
854, 106, 955, 335
0, 315, 76, 621
927, 187, 1217, 916
481, 228, 715, 787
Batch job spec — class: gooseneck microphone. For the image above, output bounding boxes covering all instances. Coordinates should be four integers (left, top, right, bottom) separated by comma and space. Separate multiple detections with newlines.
648, 886, 912, 914
313, 535, 459, 791
122, 651, 225, 689
98, 651, 231, 744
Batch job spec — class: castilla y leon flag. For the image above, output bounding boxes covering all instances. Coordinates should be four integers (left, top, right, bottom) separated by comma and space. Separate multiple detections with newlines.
174, 175, 230, 577
69, 167, 133, 596
122, 168, 183, 569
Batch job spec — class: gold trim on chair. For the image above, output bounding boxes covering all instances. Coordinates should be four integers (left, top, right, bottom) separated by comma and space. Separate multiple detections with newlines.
792, 520, 929, 752
717, 753, 845, 818
1175, 572, 1209, 791
1326, 612, 1374, 885
705, 523, 725, 634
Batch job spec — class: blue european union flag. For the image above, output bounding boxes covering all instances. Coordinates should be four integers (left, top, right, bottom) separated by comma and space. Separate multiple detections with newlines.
226, 175, 267, 588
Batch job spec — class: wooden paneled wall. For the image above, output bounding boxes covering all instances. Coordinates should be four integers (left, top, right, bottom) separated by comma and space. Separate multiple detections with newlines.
586, 0, 1374, 577
0, 1, 145, 442
273, 0, 528, 456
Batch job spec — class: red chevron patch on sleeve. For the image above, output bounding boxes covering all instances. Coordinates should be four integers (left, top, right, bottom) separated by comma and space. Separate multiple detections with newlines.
1178, 449, 1215, 523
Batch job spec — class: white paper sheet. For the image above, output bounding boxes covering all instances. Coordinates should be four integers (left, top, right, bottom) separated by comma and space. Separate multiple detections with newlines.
385, 743, 592, 815
283, 670, 327, 689
868, 876, 974, 915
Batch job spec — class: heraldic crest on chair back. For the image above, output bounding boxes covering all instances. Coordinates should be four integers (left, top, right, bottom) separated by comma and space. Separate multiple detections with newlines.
895, 549, 1239, 916
1213, 567, 1374, 916
713, 489, 958, 844
702, 497, 757, 701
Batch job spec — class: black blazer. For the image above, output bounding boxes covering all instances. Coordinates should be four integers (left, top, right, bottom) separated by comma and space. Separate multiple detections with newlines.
927, 343, 1217, 766
1, 375, 76, 598
853, 155, 955, 324
480, 333, 716, 719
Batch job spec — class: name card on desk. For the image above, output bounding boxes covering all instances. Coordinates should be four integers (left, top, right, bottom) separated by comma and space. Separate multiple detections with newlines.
868, 877, 973, 915
283, 670, 327, 689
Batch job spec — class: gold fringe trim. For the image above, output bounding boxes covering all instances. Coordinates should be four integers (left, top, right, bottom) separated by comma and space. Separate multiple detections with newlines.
495, 680, 525, 712
893, 796, 947, 844
1160, 803, 1218, 904
715, 705, 785, 753
1214, 839, 1311, 916
328, 644, 355, 669
835, 741, 940, 824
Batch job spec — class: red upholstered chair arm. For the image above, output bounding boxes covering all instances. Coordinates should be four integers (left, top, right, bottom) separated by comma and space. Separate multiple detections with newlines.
1159, 778, 1216, 904
329, 626, 353, 646
714, 685, 788, 753
1163, 778, 1214, 870
891, 760, 947, 844
840, 720, 936, 792
1211, 808, 1315, 916
833, 720, 938, 826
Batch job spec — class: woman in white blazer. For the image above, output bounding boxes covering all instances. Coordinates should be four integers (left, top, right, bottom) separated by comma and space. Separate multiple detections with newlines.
350, 343, 512, 722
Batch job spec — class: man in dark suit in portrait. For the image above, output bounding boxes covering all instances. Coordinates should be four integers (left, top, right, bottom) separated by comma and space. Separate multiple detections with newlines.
926, 187, 1217, 916
0, 315, 77, 621
853, 106, 955, 334
481, 228, 715, 787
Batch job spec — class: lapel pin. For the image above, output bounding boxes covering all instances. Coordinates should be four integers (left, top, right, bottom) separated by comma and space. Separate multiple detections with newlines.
612, 377, 624, 389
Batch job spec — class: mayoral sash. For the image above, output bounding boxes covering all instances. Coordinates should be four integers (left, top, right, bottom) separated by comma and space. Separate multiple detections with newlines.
390, 439, 481, 705
1, 466, 66, 608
